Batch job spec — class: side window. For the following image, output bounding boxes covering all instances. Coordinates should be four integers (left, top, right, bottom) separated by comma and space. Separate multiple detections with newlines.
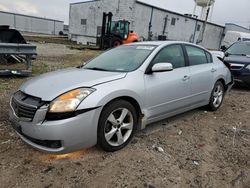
197, 24, 201, 31
185, 45, 208, 66
171, 18, 176, 26
152, 45, 185, 69
81, 19, 87, 25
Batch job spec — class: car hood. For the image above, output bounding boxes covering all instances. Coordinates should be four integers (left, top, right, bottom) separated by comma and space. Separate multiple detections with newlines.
224, 55, 250, 64
20, 68, 127, 101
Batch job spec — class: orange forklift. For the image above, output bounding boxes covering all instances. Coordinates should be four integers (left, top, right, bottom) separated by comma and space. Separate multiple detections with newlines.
98, 12, 138, 50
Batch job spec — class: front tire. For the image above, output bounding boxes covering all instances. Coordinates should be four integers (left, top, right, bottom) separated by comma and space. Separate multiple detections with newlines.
208, 81, 225, 111
97, 100, 137, 152
112, 39, 122, 47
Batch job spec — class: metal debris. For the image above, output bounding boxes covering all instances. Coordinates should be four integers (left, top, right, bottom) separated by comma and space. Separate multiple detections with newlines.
1, 140, 11, 145
193, 161, 199, 166
0, 25, 37, 76
178, 130, 183, 135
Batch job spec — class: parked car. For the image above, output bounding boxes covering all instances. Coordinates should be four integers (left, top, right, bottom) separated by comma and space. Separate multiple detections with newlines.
9, 41, 233, 154
221, 31, 250, 50
223, 41, 250, 86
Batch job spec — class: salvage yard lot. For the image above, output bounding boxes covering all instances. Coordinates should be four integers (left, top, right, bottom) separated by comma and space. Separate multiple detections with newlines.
0, 42, 250, 188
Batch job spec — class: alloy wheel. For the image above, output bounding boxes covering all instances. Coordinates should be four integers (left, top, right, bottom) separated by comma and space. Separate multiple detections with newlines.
104, 108, 134, 147
212, 84, 224, 108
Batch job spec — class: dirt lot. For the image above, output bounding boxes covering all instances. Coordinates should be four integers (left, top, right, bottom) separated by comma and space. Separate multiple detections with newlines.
0, 43, 249, 188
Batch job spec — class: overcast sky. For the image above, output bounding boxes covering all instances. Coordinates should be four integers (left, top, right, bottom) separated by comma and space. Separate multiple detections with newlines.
0, 0, 249, 28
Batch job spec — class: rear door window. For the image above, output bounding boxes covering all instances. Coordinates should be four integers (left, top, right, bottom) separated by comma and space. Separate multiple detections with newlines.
205, 51, 213, 63
185, 45, 208, 66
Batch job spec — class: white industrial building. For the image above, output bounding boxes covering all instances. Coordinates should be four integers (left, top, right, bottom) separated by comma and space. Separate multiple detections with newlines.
69, 0, 225, 49
0, 11, 64, 35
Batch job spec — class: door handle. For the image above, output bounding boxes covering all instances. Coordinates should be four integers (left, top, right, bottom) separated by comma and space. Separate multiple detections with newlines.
182, 75, 190, 81
211, 68, 217, 72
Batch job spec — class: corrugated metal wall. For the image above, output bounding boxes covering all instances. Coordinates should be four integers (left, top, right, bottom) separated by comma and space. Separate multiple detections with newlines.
0, 11, 64, 35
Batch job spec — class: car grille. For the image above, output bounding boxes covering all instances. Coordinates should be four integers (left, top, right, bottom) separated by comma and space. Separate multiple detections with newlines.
229, 63, 245, 70
11, 91, 45, 121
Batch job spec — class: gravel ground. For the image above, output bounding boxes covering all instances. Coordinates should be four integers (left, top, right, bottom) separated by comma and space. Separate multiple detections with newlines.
0, 43, 249, 188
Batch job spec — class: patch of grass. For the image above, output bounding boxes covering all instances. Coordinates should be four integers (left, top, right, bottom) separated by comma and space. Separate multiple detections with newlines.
24, 36, 77, 45
32, 50, 101, 75
0, 79, 10, 91
0, 78, 27, 93
32, 61, 50, 75
68, 44, 101, 51
0, 63, 27, 70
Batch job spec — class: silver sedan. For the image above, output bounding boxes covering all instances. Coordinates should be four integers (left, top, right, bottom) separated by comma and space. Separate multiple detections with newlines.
9, 41, 233, 153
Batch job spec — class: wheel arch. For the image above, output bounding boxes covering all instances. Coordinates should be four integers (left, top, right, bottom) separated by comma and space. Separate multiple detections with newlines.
216, 77, 227, 90
103, 96, 142, 117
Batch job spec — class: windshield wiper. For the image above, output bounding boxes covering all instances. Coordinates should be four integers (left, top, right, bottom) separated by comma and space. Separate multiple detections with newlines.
239, 54, 250, 57
231, 53, 248, 56
85, 67, 109, 71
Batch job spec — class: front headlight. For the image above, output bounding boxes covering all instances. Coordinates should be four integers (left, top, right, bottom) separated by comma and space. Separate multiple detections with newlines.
49, 88, 95, 113
246, 65, 250, 70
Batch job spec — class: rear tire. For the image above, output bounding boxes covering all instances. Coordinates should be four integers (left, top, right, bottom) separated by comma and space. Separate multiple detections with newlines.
207, 81, 225, 111
97, 100, 137, 152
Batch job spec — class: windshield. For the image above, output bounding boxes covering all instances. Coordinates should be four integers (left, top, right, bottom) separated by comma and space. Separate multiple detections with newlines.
84, 45, 156, 72
111, 21, 129, 39
226, 42, 250, 56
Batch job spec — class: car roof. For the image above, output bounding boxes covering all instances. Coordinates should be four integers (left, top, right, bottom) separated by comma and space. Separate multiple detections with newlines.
128, 40, 183, 46
126, 40, 209, 52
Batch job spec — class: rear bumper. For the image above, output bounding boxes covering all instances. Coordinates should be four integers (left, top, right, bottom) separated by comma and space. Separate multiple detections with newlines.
9, 104, 102, 154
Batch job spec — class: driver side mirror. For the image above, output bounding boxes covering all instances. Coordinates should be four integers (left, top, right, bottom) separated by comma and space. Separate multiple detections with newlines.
151, 63, 173, 73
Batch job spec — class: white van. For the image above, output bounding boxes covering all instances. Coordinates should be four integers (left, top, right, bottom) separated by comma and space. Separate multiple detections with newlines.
221, 31, 250, 49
